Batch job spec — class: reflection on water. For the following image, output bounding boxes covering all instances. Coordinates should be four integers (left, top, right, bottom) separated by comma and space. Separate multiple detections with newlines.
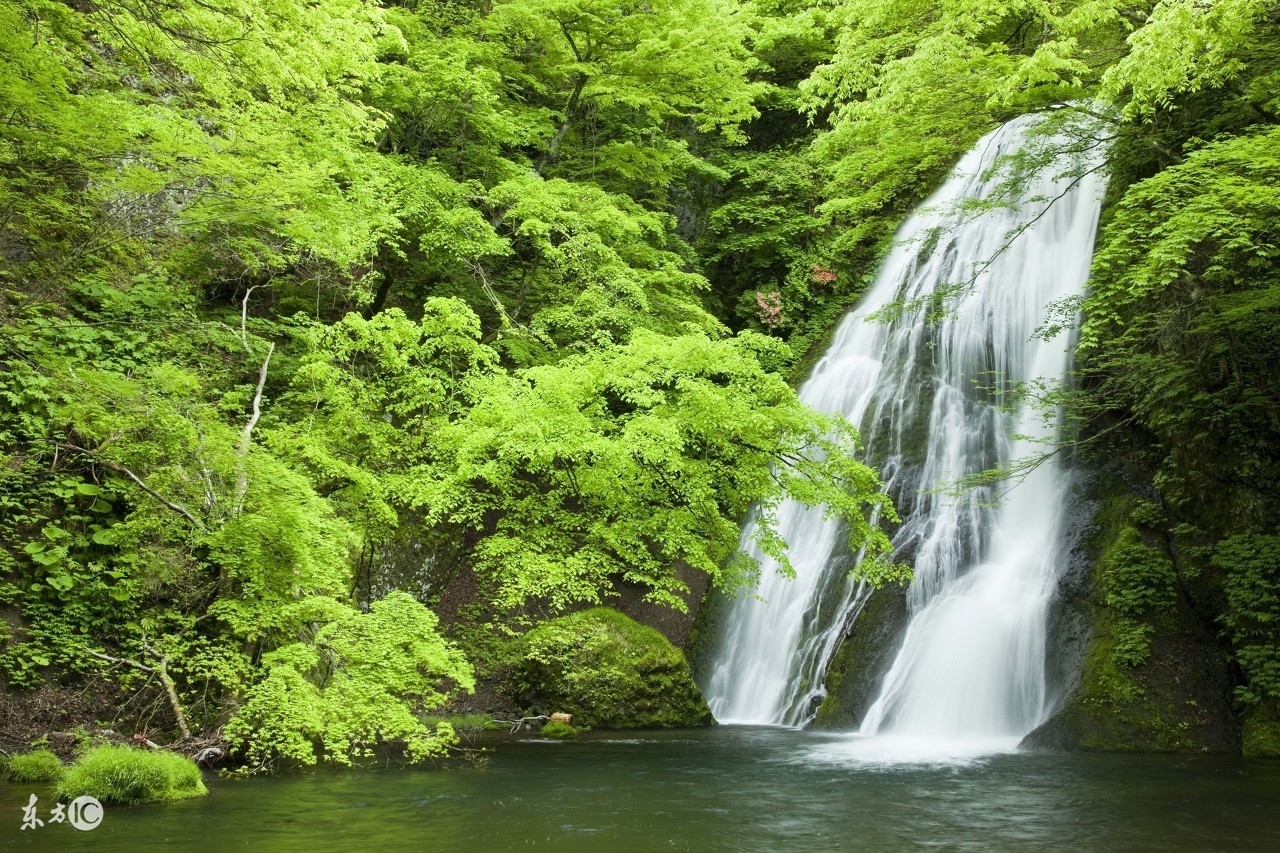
2, 728, 1279, 851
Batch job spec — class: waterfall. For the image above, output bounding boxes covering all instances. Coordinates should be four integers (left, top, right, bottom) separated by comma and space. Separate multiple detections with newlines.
703, 114, 1106, 754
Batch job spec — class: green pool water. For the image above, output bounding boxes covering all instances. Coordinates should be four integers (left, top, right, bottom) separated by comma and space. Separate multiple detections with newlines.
3, 727, 1279, 851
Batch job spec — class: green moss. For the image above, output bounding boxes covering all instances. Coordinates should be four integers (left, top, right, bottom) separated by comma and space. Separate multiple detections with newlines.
56, 745, 207, 805
1071, 604, 1201, 752
1241, 702, 1280, 758
539, 721, 579, 739
1054, 494, 1224, 753
7, 749, 64, 782
514, 608, 714, 729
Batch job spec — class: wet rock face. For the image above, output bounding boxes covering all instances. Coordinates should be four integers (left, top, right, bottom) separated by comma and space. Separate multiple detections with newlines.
804, 457, 923, 730
1022, 476, 1241, 755
810, 581, 910, 729
1021, 621, 1240, 754
1025, 473, 1100, 742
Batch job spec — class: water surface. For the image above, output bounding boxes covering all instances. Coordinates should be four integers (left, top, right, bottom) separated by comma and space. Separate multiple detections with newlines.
3, 728, 1279, 851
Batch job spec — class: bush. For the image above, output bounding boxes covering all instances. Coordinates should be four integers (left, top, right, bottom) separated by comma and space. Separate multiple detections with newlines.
56, 745, 207, 805
7, 749, 64, 782
1215, 533, 1280, 704
514, 607, 713, 729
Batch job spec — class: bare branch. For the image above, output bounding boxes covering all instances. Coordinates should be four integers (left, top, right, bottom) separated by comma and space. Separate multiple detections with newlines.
88, 645, 192, 741
234, 342, 274, 513
63, 443, 202, 528
240, 283, 268, 353
491, 715, 550, 734
141, 641, 192, 740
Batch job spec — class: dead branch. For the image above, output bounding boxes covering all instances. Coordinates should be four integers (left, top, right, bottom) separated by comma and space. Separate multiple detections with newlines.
233, 342, 274, 514
63, 443, 202, 528
88, 644, 191, 741
239, 282, 270, 353
491, 715, 550, 734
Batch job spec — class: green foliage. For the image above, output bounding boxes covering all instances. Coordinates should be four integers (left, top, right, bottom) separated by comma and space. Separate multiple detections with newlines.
1062, 1, 1280, 734
55, 746, 206, 805
1214, 534, 1280, 704
1101, 0, 1275, 119
223, 592, 474, 772
1081, 125, 1280, 521
514, 608, 712, 728
483, 0, 762, 192
416, 328, 901, 611
800, 0, 1126, 260
1102, 528, 1177, 619
1109, 620, 1156, 669
6, 749, 65, 783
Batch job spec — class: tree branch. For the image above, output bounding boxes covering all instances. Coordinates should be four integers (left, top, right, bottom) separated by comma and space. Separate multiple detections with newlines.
234, 342, 274, 513
63, 443, 202, 528
88, 645, 191, 741
240, 282, 269, 353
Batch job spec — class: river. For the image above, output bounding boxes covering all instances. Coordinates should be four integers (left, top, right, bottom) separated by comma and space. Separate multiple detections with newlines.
3, 728, 1279, 851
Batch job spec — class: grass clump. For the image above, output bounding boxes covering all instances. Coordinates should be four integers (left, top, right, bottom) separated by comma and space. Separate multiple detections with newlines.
539, 720, 578, 739
56, 745, 207, 805
7, 749, 65, 782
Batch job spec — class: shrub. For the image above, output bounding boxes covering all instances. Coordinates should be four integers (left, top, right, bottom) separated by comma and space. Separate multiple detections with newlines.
1215, 533, 1280, 704
1102, 527, 1176, 618
7, 749, 64, 782
56, 745, 207, 805
224, 592, 474, 772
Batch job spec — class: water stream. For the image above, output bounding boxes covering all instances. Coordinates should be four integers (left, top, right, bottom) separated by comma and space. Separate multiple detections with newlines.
703, 115, 1106, 755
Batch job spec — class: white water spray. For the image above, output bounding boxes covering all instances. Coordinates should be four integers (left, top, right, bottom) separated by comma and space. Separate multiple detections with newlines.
703, 115, 1105, 757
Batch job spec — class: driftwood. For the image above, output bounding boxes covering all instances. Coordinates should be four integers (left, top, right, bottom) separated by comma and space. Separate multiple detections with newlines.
491, 713, 573, 733
192, 746, 223, 765
491, 715, 549, 734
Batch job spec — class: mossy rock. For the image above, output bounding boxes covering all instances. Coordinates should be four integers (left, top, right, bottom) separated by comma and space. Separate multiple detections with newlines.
7, 749, 65, 783
1024, 494, 1238, 754
56, 745, 207, 805
513, 608, 714, 729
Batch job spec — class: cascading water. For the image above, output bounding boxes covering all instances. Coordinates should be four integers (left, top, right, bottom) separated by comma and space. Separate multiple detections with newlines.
703, 114, 1106, 757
